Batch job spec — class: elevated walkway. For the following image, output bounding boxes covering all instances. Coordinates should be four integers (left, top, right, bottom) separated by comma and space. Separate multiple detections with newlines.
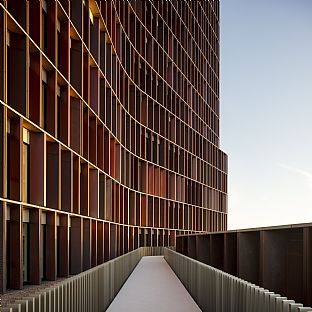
106, 256, 201, 312
1, 247, 311, 312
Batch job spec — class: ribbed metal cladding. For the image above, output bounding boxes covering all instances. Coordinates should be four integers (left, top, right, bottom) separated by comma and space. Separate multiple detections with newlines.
164, 248, 312, 312
2, 247, 311, 312
176, 225, 312, 307
0, 0, 227, 294
0, 247, 164, 312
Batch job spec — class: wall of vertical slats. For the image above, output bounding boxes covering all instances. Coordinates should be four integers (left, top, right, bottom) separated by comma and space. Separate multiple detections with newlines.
0, 247, 163, 312
176, 224, 312, 308
2, 247, 311, 312
0, 0, 227, 294
164, 248, 312, 312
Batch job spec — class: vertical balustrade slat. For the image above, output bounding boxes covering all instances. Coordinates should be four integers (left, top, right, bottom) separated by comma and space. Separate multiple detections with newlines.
2, 247, 312, 312
164, 248, 312, 312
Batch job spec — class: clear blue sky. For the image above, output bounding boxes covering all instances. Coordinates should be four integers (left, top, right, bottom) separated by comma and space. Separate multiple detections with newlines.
220, 0, 312, 229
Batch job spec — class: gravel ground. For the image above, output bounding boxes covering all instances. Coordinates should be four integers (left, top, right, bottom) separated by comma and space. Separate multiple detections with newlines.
0, 277, 66, 308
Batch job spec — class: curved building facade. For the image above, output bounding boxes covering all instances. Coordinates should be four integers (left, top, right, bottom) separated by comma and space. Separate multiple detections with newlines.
0, 0, 227, 292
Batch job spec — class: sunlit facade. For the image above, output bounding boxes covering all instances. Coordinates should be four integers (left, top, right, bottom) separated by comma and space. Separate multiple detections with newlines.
0, 0, 227, 292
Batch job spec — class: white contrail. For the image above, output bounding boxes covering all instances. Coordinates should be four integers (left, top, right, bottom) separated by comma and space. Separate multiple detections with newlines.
278, 163, 312, 189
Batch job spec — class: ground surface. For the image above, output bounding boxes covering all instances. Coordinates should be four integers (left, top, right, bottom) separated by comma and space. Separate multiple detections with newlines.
106, 256, 201, 312
0, 278, 66, 308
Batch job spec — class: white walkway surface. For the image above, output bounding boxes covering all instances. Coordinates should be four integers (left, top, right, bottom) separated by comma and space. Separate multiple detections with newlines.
106, 256, 201, 312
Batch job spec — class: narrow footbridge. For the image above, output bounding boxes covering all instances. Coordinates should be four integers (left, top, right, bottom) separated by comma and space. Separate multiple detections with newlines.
1, 247, 311, 312
106, 256, 200, 312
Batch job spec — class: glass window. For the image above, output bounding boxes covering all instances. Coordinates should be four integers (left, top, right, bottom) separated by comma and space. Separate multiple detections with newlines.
7, 31, 10, 105
42, 69, 47, 130
7, 119, 11, 197
6, 218, 10, 288
57, 85, 61, 139
57, 20, 61, 68
42, 0, 47, 53
22, 222, 30, 283
145, 132, 149, 161
22, 128, 30, 203
40, 223, 46, 281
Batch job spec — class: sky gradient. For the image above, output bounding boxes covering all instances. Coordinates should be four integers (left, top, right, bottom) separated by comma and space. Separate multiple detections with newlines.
220, 0, 312, 229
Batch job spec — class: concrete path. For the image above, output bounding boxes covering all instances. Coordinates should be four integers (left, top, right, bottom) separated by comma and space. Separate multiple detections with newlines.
106, 256, 201, 312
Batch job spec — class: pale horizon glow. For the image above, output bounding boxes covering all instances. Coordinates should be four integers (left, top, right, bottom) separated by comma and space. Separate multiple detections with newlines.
220, 0, 312, 230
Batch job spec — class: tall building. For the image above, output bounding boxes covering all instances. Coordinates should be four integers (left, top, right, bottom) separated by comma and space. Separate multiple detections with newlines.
0, 0, 227, 293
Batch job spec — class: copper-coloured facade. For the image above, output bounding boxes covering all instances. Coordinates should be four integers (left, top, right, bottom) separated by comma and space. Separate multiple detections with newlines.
0, 0, 227, 292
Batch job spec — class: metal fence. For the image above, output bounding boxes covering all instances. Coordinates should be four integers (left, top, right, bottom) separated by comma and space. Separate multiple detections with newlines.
164, 248, 312, 312
2, 247, 311, 312
0, 247, 163, 312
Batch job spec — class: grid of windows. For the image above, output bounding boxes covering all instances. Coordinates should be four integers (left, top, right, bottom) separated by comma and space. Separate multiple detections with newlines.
0, 0, 227, 292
